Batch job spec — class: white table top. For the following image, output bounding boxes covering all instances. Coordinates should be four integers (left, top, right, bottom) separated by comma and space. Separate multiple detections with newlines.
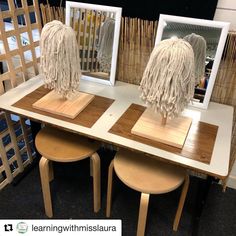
0, 75, 233, 178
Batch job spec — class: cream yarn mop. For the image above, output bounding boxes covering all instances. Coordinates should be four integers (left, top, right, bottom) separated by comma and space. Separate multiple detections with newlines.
40, 20, 81, 99
96, 17, 115, 73
140, 38, 195, 119
183, 33, 206, 85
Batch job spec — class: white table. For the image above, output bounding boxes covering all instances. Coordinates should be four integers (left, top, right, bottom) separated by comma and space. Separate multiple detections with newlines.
0, 75, 233, 179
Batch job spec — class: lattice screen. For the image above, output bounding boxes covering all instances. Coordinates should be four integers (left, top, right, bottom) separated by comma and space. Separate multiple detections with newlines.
0, 112, 35, 189
0, 0, 42, 94
0, 0, 41, 189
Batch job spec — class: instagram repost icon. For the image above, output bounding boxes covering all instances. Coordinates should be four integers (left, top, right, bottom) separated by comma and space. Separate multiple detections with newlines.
16, 222, 28, 234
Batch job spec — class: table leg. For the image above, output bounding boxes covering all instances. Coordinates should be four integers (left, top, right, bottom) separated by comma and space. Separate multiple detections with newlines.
30, 120, 42, 158
192, 176, 218, 236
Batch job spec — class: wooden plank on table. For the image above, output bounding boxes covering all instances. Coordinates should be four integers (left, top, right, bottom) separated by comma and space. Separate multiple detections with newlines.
131, 108, 192, 148
109, 104, 218, 164
13, 86, 114, 128
33, 90, 95, 119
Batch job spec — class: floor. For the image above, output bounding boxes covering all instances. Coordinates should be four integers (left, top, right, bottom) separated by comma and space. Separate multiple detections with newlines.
0, 149, 235, 236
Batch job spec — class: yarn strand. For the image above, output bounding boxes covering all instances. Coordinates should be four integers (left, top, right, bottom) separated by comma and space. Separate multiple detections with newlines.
140, 38, 195, 119
40, 20, 81, 99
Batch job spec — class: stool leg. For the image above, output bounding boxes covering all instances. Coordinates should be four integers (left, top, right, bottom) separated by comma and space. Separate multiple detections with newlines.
137, 193, 150, 236
39, 157, 53, 218
90, 152, 101, 213
173, 174, 190, 231
106, 160, 114, 217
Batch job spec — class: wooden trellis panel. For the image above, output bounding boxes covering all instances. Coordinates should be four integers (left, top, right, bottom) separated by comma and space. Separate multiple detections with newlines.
0, 112, 35, 189
0, 0, 40, 189
0, 0, 42, 94
0, 112, 12, 189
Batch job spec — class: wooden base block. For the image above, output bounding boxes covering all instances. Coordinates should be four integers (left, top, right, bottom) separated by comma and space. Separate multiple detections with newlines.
33, 90, 94, 119
131, 108, 192, 148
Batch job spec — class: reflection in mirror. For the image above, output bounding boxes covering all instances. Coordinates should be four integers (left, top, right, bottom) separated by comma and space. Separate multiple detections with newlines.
155, 14, 230, 109
66, 1, 122, 85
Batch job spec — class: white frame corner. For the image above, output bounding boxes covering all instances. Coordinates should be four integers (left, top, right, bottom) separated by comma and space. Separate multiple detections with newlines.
65, 1, 122, 86
155, 14, 230, 109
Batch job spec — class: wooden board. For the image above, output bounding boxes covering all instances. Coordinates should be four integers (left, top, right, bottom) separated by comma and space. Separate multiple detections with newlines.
0, 0, 42, 93
109, 104, 218, 164
13, 86, 114, 128
33, 90, 95, 119
131, 108, 192, 148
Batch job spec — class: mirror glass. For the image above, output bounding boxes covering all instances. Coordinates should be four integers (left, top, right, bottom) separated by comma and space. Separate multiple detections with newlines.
66, 1, 122, 85
155, 14, 230, 109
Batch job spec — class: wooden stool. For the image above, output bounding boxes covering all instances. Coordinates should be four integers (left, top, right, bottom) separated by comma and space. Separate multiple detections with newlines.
36, 126, 101, 218
106, 149, 189, 236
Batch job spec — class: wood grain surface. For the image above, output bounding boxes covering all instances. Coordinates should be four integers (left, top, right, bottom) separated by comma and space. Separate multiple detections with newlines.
33, 90, 95, 119
13, 86, 114, 128
109, 104, 218, 164
131, 108, 192, 148
36, 126, 100, 162
114, 148, 186, 194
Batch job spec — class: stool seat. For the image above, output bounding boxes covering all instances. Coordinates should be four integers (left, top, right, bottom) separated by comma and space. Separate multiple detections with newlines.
114, 149, 185, 194
106, 149, 189, 235
36, 126, 100, 162
36, 126, 101, 218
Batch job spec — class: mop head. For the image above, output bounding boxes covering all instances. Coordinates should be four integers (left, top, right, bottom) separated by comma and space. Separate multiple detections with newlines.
96, 17, 115, 73
140, 38, 195, 119
183, 33, 206, 85
40, 20, 81, 99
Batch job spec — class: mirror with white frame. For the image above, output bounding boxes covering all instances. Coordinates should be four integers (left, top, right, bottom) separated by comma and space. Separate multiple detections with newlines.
66, 1, 122, 85
155, 14, 230, 109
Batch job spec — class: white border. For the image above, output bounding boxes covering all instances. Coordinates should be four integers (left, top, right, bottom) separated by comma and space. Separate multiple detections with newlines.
65, 1, 122, 86
155, 14, 230, 109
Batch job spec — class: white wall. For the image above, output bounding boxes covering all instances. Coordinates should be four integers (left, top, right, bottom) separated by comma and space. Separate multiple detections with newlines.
214, 0, 236, 30
214, 0, 236, 189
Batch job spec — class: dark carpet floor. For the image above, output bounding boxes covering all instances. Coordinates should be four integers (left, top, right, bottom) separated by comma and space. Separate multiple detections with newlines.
0, 149, 236, 236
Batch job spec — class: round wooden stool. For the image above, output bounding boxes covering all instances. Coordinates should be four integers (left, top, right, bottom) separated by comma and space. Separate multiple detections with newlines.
36, 126, 101, 218
106, 149, 189, 236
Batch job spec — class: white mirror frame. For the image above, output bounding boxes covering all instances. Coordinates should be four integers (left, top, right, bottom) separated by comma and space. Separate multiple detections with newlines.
65, 1, 122, 86
155, 14, 230, 109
